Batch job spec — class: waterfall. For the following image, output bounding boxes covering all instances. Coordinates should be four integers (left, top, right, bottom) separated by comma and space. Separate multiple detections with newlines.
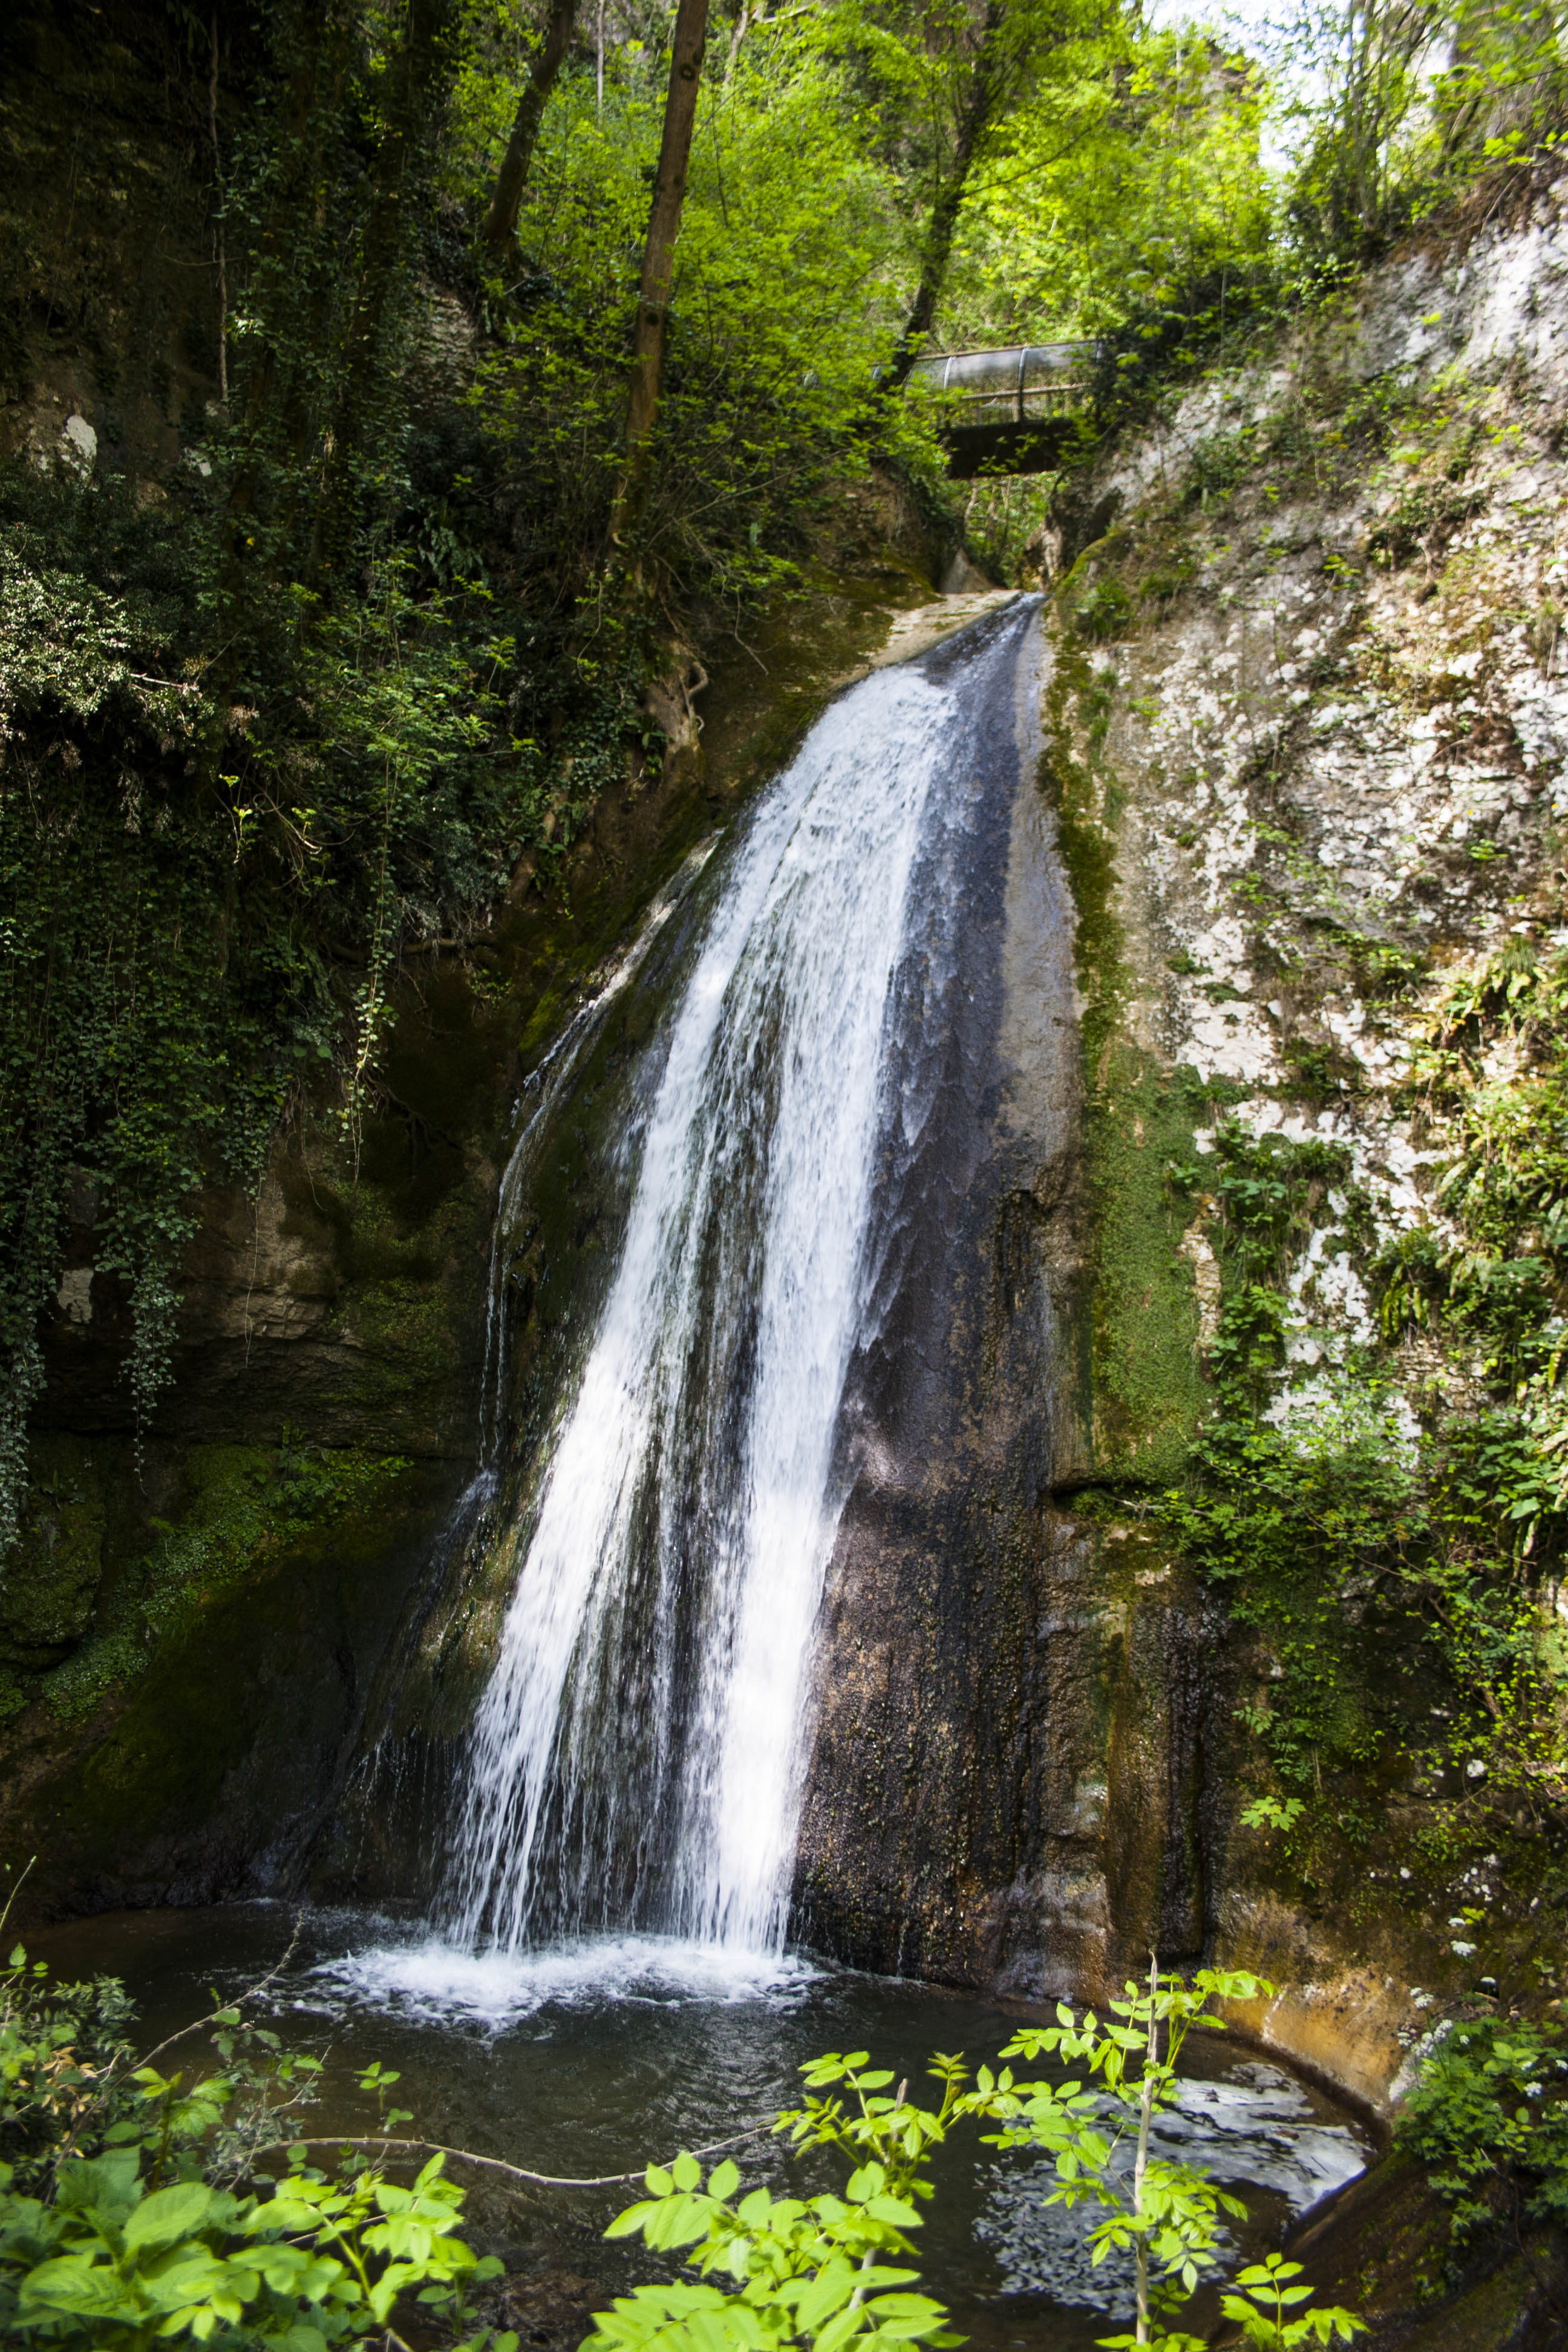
477, 837, 721, 1469
446, 604, 1039, 1960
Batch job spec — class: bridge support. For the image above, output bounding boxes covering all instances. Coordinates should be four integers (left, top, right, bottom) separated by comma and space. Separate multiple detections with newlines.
944, 415, 1086, 480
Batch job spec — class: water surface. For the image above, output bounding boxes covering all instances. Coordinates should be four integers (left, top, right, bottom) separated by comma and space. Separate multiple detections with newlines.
34, 1906, 1371, 2350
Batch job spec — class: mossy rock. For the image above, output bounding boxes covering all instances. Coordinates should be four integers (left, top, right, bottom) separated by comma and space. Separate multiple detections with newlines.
1041, 616, 1208, 1480
1285, 2150, 1568, 2352
0, 1436, 105, 1674
0, 1436, 461, 1916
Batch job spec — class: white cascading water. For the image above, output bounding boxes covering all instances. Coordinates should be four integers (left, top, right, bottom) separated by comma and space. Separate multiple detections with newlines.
477, 836, 720, 1469
447, 656, 964, 1958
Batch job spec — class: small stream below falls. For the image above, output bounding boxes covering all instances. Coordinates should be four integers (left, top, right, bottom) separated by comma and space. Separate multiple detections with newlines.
35, 1906, 1372, 2351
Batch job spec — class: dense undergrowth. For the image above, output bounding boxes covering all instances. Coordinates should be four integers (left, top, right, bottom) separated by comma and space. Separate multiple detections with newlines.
0, 1924, 515, 2349
1393, 2010, 1568, 2291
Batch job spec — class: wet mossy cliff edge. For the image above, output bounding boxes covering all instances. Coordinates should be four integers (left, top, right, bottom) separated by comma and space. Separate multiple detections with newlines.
992, 175, 1568, 2350
1016, 174, 1568, 2093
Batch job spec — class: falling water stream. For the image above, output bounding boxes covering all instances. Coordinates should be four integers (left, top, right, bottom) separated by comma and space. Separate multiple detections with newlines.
448, 644, 993, 1956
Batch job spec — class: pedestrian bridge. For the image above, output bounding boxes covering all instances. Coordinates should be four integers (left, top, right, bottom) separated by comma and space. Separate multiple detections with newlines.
907, 342, 1096, 477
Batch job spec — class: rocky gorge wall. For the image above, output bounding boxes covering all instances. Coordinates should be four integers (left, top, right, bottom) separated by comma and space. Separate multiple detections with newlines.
0, 4, 991, 1914
0, 0, 977, 1916
0, 541, 969, 1912
1028, 169, 1568, 2065
747, 162, 1568, 2089
13, 7, 1568, 2337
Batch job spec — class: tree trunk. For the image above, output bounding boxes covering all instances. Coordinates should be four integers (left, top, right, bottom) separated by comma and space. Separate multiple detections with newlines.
882, 0, 1007, 395
209, 12, 227, 403
724, 0, 753, 93
483, 0, 580, 249
624, 0, 710, 456
1132, 1953, 1159, 2347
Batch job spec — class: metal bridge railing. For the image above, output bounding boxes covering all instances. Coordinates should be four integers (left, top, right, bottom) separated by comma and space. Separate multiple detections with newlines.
907, 342, 1096, 429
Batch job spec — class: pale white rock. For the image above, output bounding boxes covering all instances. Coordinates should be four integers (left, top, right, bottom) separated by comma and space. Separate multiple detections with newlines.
60, 413, 96, 473
56, 1267, 93, 1323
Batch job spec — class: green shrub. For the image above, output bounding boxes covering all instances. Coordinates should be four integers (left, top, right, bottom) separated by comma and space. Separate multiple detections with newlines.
594, 1969, 1363, 2352
1166, 1405, 1423, 1792
1074, 576, 1135, 641
0, 1933, 512, 2350
1395, 2014, 1568, 2264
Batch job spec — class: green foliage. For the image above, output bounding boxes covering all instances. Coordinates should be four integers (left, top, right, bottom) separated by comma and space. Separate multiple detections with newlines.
1206, 1122, 1357, 1289
1220, 2253, 1364, 2348
0, 3, 658, 1551
1284, 0, 1568, 264
1204, 1287, 1290, 1408
462, 19, 929, 608
0, 1949, 137, 2197
1075, 576, 1135, 642
595, 1978, 1365, 2352
590, 2051, 967, 2352
1395, 2014, 1568, 2265
983, 1967, 1269, 2345
0, 505, 302, 1549
952, 21, 1275, 348
0, 1934, 512, 2351
2, 2145, 504, 2350
1396, 942, 1568, 1500
1239, 1796, 1306, 1835
1166, 1404, 1423, 1791
1157, 1024, 1568, 1852
1165, 1378, 1568, 1842
1163, 1120, 1359, 1409
959, 477, 1058, 588
950, 0, 1568, 396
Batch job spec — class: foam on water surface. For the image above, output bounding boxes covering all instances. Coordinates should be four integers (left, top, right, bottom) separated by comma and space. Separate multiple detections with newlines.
310, 1929, 822, 2030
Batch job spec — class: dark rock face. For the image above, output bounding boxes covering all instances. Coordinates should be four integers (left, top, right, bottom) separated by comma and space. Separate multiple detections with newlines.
790, 613, 1229, 1997
0, 1448, 460, 1917
797, 1506, 1233, 1999
791, 605, 1091, 1978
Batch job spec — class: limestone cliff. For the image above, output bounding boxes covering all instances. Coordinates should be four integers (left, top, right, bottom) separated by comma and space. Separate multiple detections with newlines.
1029, 170, 1568, 2074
